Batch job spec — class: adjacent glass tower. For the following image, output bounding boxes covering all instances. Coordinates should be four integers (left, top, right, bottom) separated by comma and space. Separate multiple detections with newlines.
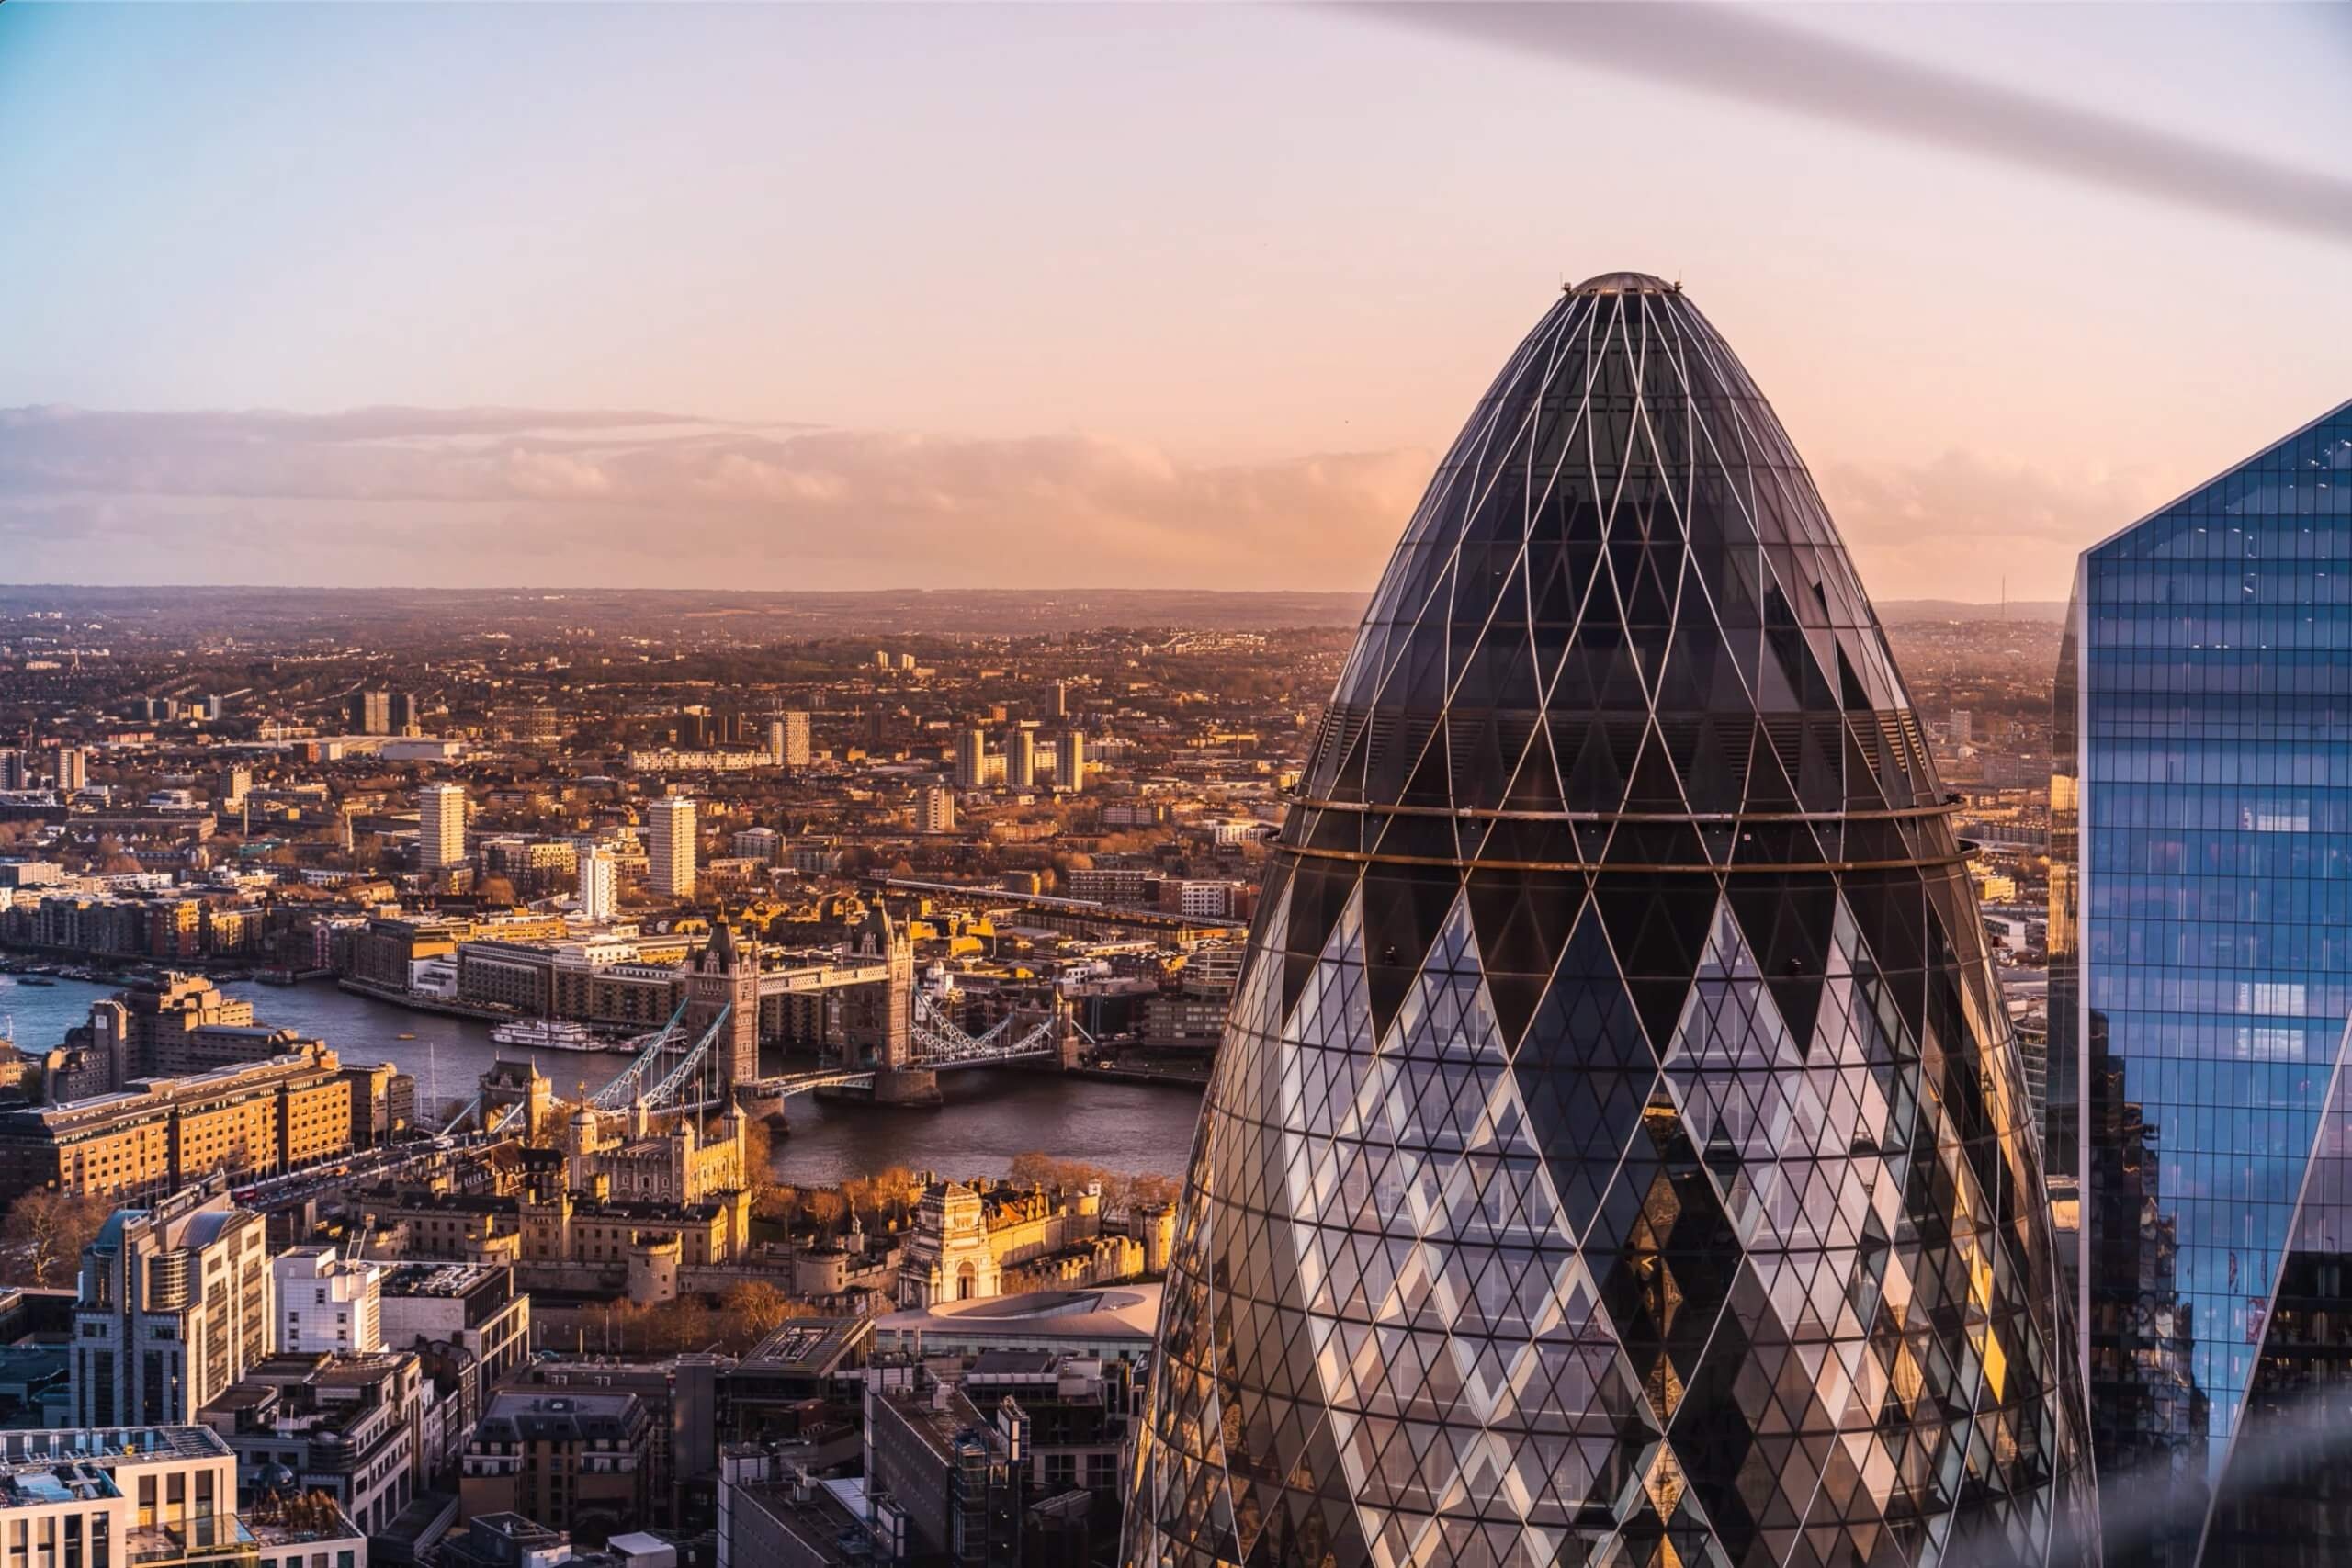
2054, 400, 2352, 1566
1125, 275, 2092, 1568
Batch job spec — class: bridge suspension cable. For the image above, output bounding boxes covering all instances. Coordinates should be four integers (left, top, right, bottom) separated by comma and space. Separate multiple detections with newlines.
640, 1003, 731, 1111
909, 990, 1064, 1066
590, 998, 695, 1111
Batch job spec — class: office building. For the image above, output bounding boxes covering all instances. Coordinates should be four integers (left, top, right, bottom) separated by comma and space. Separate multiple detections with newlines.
646, 795, 695, 899
955, 729, 987, 791
0, 1427, 367, 1568
272, 1246, 382, 1355
346, 691, 391, 735
916, 784, 956, 835
2053, 399, 2352, 1565
461, 1391, 651, 1537
1123, 276, 2092, 1566
417, 784, 467, 872
718, 1445, 876, 1568
1053, 732, 1083, 795
72, 1185, 271, 1427
481, 836, 577, 898
768, 711, 811, 768
865, 1380, 1027, 1567
198, 1350, 424, 1536
1005, 729, 1035, 791
377, 1262, 532, 1464
731, 826, 781, 864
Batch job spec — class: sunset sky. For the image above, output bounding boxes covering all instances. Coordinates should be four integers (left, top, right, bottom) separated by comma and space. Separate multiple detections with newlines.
2, 3, 2346, 600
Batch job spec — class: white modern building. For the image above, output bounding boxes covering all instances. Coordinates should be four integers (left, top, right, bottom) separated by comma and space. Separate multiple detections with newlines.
273, 1246, 383, 1355
576, 842, 617, 923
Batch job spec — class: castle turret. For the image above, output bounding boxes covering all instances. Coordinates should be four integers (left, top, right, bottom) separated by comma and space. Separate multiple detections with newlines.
628, 1234, 681, 1305
565, 1104, 599, 1193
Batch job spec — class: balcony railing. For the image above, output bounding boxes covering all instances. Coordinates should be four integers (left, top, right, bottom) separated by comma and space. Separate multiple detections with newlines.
127, 1516, 257, 1566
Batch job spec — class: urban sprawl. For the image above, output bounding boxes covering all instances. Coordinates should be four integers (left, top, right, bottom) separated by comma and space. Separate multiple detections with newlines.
0, 582, 2063, 1567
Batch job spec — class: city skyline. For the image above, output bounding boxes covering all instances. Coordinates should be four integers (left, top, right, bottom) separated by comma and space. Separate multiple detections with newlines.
25, 5, 2352, 1561
2, 5, 2346, 598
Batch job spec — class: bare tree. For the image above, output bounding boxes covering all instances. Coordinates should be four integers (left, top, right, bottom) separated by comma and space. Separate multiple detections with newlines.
0, 1190, 108, 1288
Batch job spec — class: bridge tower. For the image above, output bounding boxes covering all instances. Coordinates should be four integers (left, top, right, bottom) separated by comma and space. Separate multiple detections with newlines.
686, 922, 762, 1089
846, 902, 937, 1106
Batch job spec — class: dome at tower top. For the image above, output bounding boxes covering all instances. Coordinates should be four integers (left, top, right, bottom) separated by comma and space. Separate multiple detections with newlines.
1567, 269, 1678, 295
1303, 277, 1928, 825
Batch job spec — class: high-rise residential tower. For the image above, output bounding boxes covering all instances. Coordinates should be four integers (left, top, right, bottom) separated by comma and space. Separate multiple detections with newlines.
2052, 400, 2352, 1566
770, 711, 812, 767
647, 795, 696, 899
576, 840, 617, 923
45, 743, 85, 794
917, 784, 956, 834
956, 728, 988, 791
347, 690, 391, 734
1006, 728, 1037, 791
1055, 731, 1085, 794
417, 782, 468, 871
1124, 275, 2091, 1567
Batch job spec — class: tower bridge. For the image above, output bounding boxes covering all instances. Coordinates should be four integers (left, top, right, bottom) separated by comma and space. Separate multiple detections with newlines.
548, 903, 1085, 1126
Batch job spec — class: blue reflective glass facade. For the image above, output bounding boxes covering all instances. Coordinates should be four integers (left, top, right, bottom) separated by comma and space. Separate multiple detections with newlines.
2067, 400, 2352, 1565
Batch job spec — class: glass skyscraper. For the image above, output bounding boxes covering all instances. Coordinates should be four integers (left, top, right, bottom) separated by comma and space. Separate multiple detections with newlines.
2054, 400, 2352, 1566
1125, 275, 2092, 1568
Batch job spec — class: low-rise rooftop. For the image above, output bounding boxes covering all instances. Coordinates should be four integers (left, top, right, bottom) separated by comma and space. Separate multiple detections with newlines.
0, 1427, 234, 1511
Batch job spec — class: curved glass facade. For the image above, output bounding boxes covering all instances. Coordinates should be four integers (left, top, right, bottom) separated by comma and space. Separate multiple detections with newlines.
1124, 277, 2092, 1568
2062, 400, 2352, 1566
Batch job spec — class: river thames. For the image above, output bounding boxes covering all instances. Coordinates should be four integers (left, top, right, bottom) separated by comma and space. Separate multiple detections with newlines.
0, 976, 1205, 1186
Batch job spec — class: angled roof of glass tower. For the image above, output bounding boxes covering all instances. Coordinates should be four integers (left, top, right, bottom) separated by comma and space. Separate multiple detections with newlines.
1123, 276, 2093, 1568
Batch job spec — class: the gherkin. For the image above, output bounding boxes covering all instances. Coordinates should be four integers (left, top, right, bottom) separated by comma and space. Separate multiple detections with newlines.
1122, 275, 2094, 1568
